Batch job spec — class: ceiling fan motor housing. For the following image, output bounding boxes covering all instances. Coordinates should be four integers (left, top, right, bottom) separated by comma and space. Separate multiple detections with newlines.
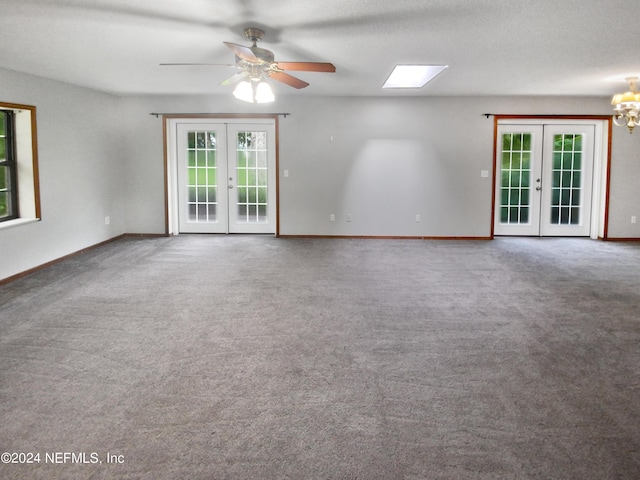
243, 28, 265, 43
243, 28, 274, 64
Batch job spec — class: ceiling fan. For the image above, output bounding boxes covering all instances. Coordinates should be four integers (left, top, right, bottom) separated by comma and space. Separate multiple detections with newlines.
161, 27, 336, 90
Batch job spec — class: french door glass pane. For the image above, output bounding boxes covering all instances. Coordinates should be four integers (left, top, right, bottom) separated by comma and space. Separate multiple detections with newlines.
236, 131, 268, 223
550, 134, 582, 225
186, 130, 218, 222
499, 133, 532, 224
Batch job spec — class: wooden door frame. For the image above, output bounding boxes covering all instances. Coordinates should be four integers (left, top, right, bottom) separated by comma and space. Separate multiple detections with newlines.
491, 115, 612, 239
162, 114, 280, 236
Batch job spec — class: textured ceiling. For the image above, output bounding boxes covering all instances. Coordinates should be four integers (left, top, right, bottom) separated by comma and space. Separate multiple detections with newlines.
0, 0, 638, 98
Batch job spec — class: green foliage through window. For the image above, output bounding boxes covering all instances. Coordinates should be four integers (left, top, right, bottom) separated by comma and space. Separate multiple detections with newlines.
500, 133, 532, 224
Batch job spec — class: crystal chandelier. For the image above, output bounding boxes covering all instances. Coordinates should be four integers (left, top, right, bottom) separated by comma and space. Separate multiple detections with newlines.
611, 77, 640, 133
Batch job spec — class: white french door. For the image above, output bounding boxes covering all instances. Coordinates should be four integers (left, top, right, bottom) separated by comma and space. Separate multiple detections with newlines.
174, 119, 276, 234
494, 123, 595, 237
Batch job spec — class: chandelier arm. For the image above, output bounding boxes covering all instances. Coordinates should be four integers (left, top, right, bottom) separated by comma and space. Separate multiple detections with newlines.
612, 114, 628, 127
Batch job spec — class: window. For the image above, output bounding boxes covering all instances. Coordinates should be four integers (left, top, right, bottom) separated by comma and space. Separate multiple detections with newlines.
0, 102, 40, 227
0, 110, 18, 221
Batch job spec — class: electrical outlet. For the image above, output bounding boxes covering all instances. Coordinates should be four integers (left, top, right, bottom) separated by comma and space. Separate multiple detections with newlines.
330, 214, 335, 222
346, 214, 352, 222
105, 216, 110, 225
632, 216, 637, 224
415, 214, 421, 223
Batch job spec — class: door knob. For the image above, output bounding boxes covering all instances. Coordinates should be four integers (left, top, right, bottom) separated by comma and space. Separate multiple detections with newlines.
536, 186, 542, 191
228, 184, 234, 189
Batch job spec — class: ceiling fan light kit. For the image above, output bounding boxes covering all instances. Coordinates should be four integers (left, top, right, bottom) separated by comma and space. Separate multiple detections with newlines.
232, 80, 254, 102
233, 79, 275, 103
254, 81, 275, 103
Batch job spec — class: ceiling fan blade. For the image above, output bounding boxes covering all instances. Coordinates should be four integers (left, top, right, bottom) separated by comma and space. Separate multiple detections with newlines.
223, 42, 259, 63
273, 62, 336, 73
268, 71, 309, 89
160, 63, 235, 67
220, 71, 250, 86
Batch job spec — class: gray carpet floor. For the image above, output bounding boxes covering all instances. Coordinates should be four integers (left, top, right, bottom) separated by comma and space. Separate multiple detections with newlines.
0, 235, 639, 479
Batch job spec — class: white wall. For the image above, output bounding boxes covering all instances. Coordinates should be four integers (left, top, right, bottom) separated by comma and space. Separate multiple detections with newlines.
608, 124, 640, 237
0, 68, 126, 280
2, 70, 639, 280
121, 94, 640, 238
279, 96, 495, 237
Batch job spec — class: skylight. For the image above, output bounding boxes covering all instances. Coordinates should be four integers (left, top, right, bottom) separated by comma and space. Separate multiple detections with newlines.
382, 65, 448, 89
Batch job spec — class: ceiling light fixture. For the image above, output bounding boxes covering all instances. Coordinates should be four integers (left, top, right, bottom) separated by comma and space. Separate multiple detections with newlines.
383, 65, 448, 89
611, 77, 640, 133
233, 78, 275, 103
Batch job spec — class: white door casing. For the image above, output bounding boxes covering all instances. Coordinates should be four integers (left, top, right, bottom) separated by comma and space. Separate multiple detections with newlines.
168, 118, 277, 234
494, 120, 600, 237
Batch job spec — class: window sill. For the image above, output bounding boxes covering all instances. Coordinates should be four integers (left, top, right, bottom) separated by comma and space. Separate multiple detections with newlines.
0, 218, 40, 231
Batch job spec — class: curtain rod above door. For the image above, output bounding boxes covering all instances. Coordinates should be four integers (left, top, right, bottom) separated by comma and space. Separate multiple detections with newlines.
149, 112, 291, 118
